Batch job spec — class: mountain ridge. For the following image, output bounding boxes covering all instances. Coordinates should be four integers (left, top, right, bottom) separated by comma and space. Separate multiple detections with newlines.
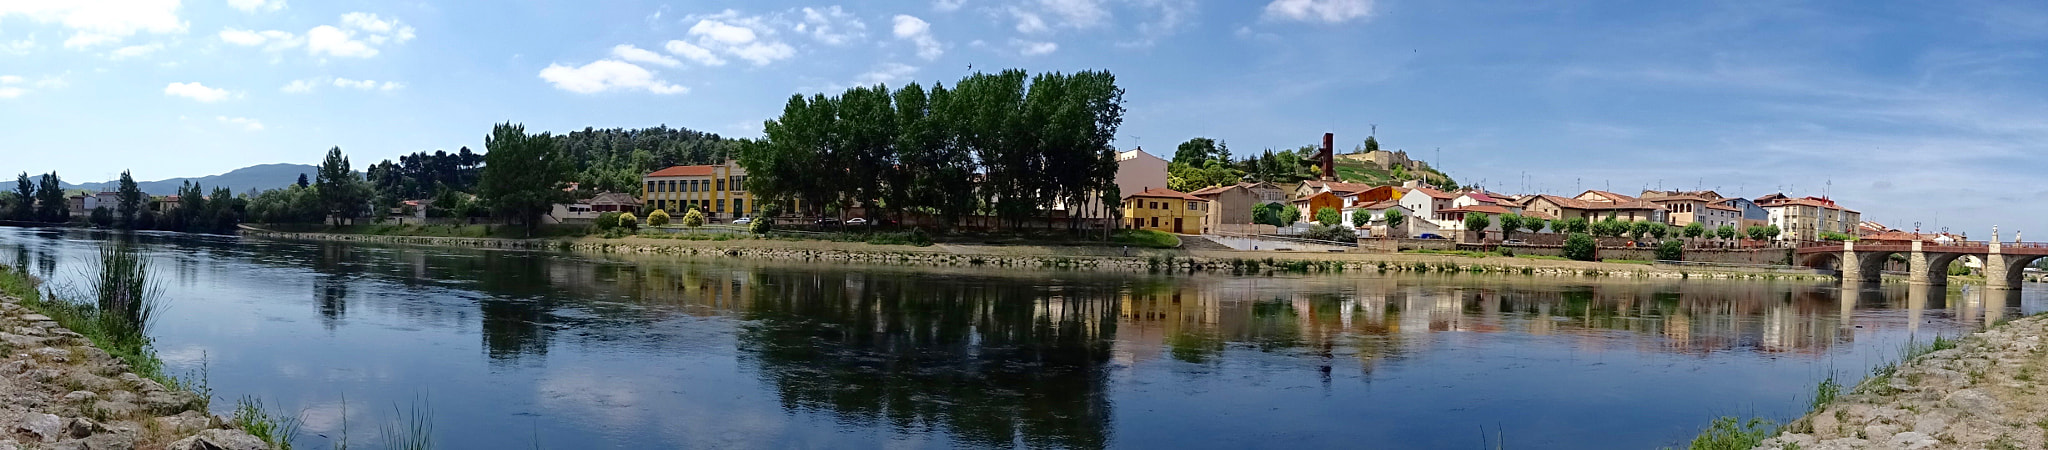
61, 163, 319, 196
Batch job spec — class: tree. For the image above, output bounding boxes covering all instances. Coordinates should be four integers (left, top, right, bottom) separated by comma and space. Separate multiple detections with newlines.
296, 173, 310, 188
1314, 206, 1341, 226
1278, 204, 1301, 225
1651, 224, 1671, 239
1656, 239, 1684, 261
1629, 220, 1658, 241
1252, 202, 1286, 227
680, 209, 705, 227
11, 172, 34, 221
1745, 225, 1770, 241
1498, 214, 1523, 239
315, 147, 371, 224
1561, 217, 1590, 234
1564, 233, 1597, 261
89, 206, 113, 228
1173, 137, 1226, 167
594, 212, 622, 230
35, 172, 65, 223
1684, 222, 1706, 240
647, 209, 671, 227
1765, 225, 1782, 240
478, 123, 573, 236
1383, 208, 1406, 230
1362, 135, 1380, 154
1350, 208, 1370, 229
116, 170, 142, 229
1716, 224, 1738, 240
618, 212, 638, 229
1464, 213, 1492, 236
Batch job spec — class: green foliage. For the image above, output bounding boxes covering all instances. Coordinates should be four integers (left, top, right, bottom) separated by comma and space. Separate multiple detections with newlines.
1561, 217, 1591, 234
89, 206, 113, 228
1168, 160, 1245, 193
680, 209, 705, 227
1811, 377, 1841, 410
1765, 225, 1782, 239
233, 396, 303, 450
479, 123, 574, 236
1684, 222, 1706, 238
1564, 233, 1597, 261
1252, 202, 1288, 227
1716, 224, 1739, 240
365, 148, 484, 208
1591, 214, 1628, 237
1464, 213, 1492, 234
380, 395, 437, 450
1629, 220, 1659, 240
1498, 214, 1523, 237
0, 247, 205, 412
35, 172, 66, 222
1819, 231, 1856, 241
1656, 239, 1684, 261
1949, 262, 1972, 276
593, 212, 622, 230
1113, 229, 1181, 248
617, 212, 638, 229
1302, 223, 1356, 242
1314, 206, 1341, 226
647, 209, 672, 227
1350, 207, 1370, 228
317, 147, 372, 223
1172, 137, 1228, 167
116, 170, 143, 228
9, 172, 32, 221
1745, 225, 1770, 241
1684, 417, 1776, 450
1383, 208, 1406, 228
1278, 204, 1301, 225
749, 217, 773, 234
248, 185, 326, 224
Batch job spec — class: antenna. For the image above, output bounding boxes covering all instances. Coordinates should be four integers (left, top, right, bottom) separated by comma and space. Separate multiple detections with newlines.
1370, 124, 1377, 137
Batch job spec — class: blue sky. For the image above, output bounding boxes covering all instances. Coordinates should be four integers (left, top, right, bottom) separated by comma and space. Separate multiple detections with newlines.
3, 0, 2046, 237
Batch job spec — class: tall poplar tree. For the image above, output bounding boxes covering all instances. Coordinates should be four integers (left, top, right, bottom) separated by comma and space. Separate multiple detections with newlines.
116, 170, 143, 228
477, 122, 572, 236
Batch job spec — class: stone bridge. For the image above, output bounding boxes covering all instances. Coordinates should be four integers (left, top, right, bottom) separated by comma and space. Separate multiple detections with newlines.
1796, 233, 2048, 290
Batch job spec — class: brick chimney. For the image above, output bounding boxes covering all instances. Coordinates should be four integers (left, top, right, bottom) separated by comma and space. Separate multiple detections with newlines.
1320, 133, 1336, 181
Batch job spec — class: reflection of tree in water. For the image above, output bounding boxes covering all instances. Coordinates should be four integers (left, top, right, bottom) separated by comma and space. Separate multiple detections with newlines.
309, 243, 358, 331
465, 252, 561, 363
738, 271, 1118, 449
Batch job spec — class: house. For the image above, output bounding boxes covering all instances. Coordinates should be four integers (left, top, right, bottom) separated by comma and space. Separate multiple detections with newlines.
1114, 149, 1170, 202
1858, 220, 1895, 236
1400, 186, 1458, 229
1715, 197, 1771, 230
1292, 191, 1347, 223
1294, 180, 1374, 200
1640, 189, 1724, 201
1648, 194, 1739, 230
1433, 204, 1512, 241
1450, 191, 1498, 209
587, 192, 640, 213
1345, 185, 1406, 206
1755, 194, 1861, 242
1190, 181, 1285, 233
1522, 190, 1666, 223
1342, 200, 1416, 237
643, 161, 782, 220
1122, 188, 1208, 234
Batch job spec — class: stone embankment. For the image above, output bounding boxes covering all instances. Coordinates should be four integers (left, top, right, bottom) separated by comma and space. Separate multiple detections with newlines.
0, 295, 269, 450
1758, 316, 2048, 450
240, 228, 1834, 281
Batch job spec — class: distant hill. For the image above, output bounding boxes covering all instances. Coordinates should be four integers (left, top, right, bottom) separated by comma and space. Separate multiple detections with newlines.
64, 163, 319, 196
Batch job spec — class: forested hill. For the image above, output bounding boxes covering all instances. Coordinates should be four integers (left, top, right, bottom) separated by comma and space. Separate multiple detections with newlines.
561, 125, 738, 194
64, 163, 318, 196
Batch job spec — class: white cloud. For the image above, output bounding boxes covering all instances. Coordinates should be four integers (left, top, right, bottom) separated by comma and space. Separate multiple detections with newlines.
306, 12, 415, 58
1008, 0, 1109, 33
892, 15, 943, 60
218, 28, 301, 51
677, 10, 795, 66
0, 87, 23, 99
1123, 0, 1196, 47
164, 81, 231, 102
795, 6, 865, 45
0, 0, 189, 49
331, 77, 404, 91
0, 76, 22, 84
216, 116, 263, 131
538, 60, 687, 95
663, 40, 725, 66
855, 63, 919, 86
1262, 0, 1374, 24
225, 0, 285, 13
1013, 39, 1058, 56
281, 78, 317, 93
109, 42, 163, 59
2, 36, 36, 55
934, 0, 967, 12
611, 44, 680, 68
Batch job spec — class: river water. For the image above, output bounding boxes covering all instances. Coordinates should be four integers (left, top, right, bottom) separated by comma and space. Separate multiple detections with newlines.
0, 227, 2038, 449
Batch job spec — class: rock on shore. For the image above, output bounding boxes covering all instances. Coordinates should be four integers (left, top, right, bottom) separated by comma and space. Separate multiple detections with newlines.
1759, 316, 2048, 449
0, 296, 269, 449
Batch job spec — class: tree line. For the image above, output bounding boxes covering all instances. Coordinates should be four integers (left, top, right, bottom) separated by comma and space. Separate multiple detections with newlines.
739, 69, 1127, 230
1166, 136, 1461, 193
2, 170, 245, 234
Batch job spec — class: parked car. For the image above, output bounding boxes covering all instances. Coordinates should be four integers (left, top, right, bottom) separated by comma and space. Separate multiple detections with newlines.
814, 217, 840, 226
733, 217, 753, 225
1417, 233, 1446, 240
1503, 239, 1526, 244
846, 218, 870, 226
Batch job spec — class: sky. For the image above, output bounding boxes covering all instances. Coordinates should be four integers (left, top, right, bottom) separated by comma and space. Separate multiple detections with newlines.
3, 0, 2046, 237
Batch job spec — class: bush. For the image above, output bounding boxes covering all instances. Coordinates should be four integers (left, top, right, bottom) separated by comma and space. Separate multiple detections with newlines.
647, 209, 671, 227
1113, 229, 1182, 248
1563, 233, 1596, 261
1314, 206, 1341, 226
749, 217, 773, 234
618, 212, 638, 229
681, 209, 705, 227
1655, 239, 1684, 261
1302, 224, 1356, 242
594, 212, 621, 230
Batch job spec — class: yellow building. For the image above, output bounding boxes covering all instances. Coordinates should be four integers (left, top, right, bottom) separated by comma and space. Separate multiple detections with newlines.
1122, 188, 1207, 234
642, 162, 785, 220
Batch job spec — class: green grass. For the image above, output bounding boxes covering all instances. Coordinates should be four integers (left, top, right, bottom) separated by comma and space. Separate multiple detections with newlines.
1112, 229, 1181, 249
232, 396, 302, 450
1678, 417, 1776, 450
1810, 377, 1841, 410
381, 395, 436, 450
0, 251, 206, 412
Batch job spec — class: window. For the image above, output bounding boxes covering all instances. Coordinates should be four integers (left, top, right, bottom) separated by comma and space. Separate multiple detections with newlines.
717, 199, 726, 212
716, 179, 725, 191
1151, 217, 1158, 227
646, 182, 655, 194
1187, 202, 1198, 211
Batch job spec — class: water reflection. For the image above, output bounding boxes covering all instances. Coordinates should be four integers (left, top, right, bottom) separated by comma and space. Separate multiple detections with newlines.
0, 226, 2041, 449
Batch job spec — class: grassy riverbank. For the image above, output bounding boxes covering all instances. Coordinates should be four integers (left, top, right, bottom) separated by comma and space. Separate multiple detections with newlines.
256, 222, 1186, 249
0, 258, 196, 398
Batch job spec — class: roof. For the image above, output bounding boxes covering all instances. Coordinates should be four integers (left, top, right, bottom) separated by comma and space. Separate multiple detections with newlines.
1187, 185, 1232, 196
1702, 203, 1740, 212
647, 165, 716, 177
1577, 190, 1642, 204
1408, 186, 1456, 199
1531, 194, 1663, 211
1439, 204, 1512, 215
1761, 197, 1860, 213
1124, 187, 1204, 201
589, 192, 642, 206
1649, 195, 1715, 203
1461, 192, 1498, 203
1301, 180, 1374, 195
1353, 199, 1403, 210
1520, 210, 1558, 220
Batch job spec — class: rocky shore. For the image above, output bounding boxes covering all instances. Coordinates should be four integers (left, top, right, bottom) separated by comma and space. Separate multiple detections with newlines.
241, 228, 1835, 281
0, 295, 268, 450
1759, 315, 2048, 449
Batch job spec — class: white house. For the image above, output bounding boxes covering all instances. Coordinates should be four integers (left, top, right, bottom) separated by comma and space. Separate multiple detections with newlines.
1342, 201, 1415, 238
1401, 186, 1458, 230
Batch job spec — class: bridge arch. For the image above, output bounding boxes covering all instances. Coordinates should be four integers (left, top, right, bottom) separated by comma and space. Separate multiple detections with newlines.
1799, 252, 1841, 271
1920, 252, 1968, 286
1999, 254, 2048, 288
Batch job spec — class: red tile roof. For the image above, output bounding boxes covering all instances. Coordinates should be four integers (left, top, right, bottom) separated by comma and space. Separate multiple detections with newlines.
1702, 203, 1740, 212
1440, 204, 1511, 215
1408, 186, 1456, 199
1352, 200, 1403, 210
1125, 187, 1204, 201
1301, 180, 1374, 194
647, 165, 715, 177
1187, 185, 1232, 196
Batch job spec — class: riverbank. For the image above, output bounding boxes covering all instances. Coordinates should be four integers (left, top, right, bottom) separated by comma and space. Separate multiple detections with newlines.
0, 268, 269, 448
240, 226, 1836, 281
1755, 315, 2048, 449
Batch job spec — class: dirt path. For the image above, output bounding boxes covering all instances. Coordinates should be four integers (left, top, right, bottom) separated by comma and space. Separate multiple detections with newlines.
1760, 315, 2048, 449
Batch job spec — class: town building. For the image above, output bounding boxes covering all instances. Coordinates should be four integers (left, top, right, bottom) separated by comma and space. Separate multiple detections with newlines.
1522, 190, 1666, 223
1114, 149, 1169, 201
1294, 180, 1374, 200
642, 162, 774, 221
1755, 194, 1861, 242
1189, 181, 1285, 234
1401, 186, 1458, 229
1342, 200, 1415, 237
1122, 188, 1207, 234
1292, 191, 1347, 223
1715, 197, 1771, 230
1647, 194, 1740, 230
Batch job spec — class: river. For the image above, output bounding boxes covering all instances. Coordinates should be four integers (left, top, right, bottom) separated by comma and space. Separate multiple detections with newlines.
0, 226, 2037, 449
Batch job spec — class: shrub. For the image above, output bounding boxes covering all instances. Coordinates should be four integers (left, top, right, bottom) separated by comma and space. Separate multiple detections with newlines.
681, 209, 705, 227
1302, 224, 1356, 242
1314, 206, 1341, 226
1350, 208, 1370, 229
618, 212, 638, 229
749, 217, 773, 234
594, 212, 621, 230
1655, 239, 1684, 261
647, 209, 671, 227
1563, 233, 1596, 261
